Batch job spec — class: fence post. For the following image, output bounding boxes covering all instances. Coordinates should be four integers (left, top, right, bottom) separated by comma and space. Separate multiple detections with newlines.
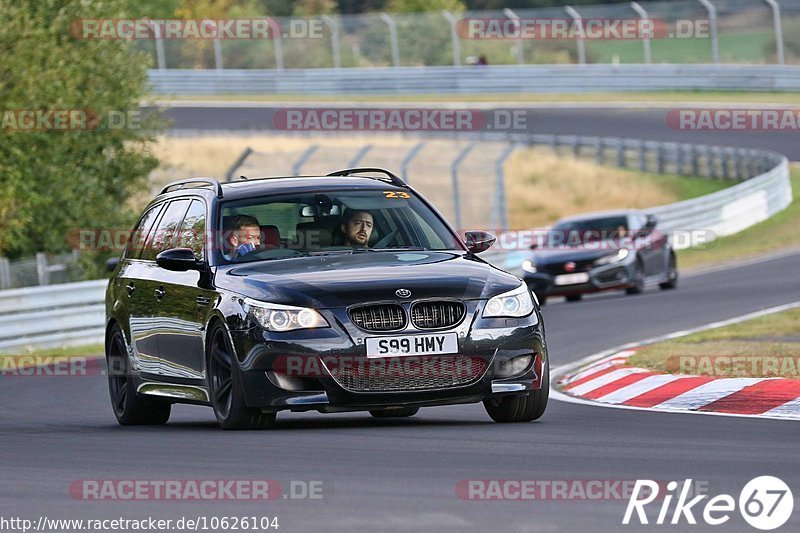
691, 144, 700, 176
565, 6, 587, 65
656, 144, 665, 174
0, 257, 10, 289
380, 13, 400, 67
268, 18, 284, 70
630, 2, 652, 64
442, 11, 461, 67
213, 37, 224, 69
321, 15, 342, 68
595, 138, 604, 164
572, 138, 580, 158
149, 21, 166, 70
292, 145, 319, 175
36, 252, 48, 286
763, 0, 785, 65
451, 143, 475, 231
401, 142, 426, 183
494, 144, 518, 230
348, 144, 373, 167
638, 140, 646, 172
503, 8, 525, 65
225, 147, 254, 181
698, 0, 720, 64
616, 139, 625, 167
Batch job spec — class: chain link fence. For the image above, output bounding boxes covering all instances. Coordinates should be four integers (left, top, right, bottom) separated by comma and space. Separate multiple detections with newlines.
132, 0, 800, 69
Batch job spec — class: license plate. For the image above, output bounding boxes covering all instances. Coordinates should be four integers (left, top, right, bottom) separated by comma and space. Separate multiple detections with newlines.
554, 272, 590, 286
366, 333, 458, 358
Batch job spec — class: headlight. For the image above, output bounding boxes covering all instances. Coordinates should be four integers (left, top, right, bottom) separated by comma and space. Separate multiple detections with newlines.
594, 248, 629, 266
522, 259, 537, 273
483, 284, 535, 318
244, 298, 329, 332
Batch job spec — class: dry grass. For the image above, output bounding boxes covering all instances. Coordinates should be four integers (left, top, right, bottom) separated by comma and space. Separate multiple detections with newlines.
505, 148, 680, 228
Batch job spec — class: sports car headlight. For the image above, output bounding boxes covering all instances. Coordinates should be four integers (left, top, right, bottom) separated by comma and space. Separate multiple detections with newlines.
594, 248, 630, 266
483, 284, 535, 318
243, 298, 328, 332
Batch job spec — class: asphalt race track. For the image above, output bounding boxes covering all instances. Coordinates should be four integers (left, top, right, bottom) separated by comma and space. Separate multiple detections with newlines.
2, 251, 799, 532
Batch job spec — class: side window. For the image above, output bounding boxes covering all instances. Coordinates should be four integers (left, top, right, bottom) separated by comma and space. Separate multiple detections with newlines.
125, 204, 164, 260
176, 200, 206, 260
141, 199, 191, 261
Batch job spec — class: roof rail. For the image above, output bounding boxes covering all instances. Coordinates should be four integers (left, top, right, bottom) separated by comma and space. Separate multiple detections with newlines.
159, 178, 224, 198
326, 168, 407, 188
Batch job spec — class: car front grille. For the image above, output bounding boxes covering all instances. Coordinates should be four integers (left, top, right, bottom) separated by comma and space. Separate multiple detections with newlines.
327, 356, 487, 392
349, 304, 406, 332
411, 301, 465, 329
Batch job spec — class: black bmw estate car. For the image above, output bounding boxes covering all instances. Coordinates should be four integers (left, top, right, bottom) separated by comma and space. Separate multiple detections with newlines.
105, 168, 548, 429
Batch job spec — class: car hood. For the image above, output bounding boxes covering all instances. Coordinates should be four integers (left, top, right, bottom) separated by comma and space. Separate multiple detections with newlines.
215, 251, 522, 309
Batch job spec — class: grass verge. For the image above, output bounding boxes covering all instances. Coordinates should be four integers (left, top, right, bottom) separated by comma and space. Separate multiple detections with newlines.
628, 308, 800, 379
677, 166, 800, 270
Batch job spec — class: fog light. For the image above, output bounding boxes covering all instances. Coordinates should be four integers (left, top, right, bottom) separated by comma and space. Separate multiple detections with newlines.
495, 354, 533, 378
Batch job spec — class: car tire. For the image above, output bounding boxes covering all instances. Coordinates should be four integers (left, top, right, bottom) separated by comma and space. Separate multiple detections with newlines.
369, 407, 419, 418
565, 294, 582, 302
207, 321, 276, 430
484, 357, 549, 423
625, 261, 645, 295
106, 324, 171, 425
659, 253, 678, 290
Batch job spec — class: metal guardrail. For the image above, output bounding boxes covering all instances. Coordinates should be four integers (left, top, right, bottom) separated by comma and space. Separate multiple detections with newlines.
0, 133, 791, 351
148, 65, 800, 95
0, 280, 107, 352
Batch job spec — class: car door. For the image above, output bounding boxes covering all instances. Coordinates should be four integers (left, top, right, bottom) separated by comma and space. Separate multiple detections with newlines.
150, 199, 213, 381
630, 213, 657, 276
118, 202, 165, 377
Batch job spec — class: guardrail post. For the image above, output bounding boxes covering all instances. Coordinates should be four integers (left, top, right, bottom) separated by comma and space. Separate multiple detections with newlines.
36, 252, 48, 286
268, 18, 284, 70
572, 138, 580, 158
380, 13, 400, 67
565, 6, 587, 65
676, 144, 685, 175
442, 11, 462, 67
348, 144, 373, 167
722, 149, 731, 180
763, 0, 785, 65
224, 147, 254, 181
595, 138, 604, 164
213, 36, 223, 69
504, 8, 525, 65
630, 2, 652, 64
615, 140, 625, 167
656, 144, 665, 174
691, 145, 700, 176
698, 0, 720, 64
0, 257, 10, 289
638, 140, 646, 172
292, 145, 319, 175
322, 15, 341, 68
550, 136, 559, 154
494, 143, 518, 230
401, 142, 425, 183
451, 143, 475, 231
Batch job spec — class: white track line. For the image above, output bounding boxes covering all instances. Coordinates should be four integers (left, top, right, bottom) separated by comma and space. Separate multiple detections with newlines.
594, 374, 682, 404
653, 378, 764, 410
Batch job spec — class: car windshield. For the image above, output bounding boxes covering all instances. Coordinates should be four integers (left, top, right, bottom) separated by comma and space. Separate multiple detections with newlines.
551, 216, 628, 247
217, 189, 463, 264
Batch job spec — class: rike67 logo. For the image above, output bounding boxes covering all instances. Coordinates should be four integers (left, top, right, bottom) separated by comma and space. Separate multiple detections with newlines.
624, 477, 793, 530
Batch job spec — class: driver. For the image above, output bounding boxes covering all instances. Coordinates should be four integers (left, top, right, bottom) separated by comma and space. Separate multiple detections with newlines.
340, 210, 373, 248
224, 214, 261, 260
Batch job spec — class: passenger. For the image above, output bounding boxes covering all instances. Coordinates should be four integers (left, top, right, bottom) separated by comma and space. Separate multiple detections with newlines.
340, 210, 373, 247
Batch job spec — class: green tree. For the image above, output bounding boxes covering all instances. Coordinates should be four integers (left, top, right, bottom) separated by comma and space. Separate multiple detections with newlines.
0, 0, 161, 264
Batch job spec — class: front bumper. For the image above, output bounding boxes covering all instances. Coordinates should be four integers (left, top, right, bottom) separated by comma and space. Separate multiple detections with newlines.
229, 302, 546, 412
524, 261, 634, 297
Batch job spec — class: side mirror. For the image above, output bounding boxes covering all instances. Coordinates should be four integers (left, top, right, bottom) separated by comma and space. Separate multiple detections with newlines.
156, 248, 201, 272
106, 257, 120, 272
464, 231, 496, 254
644, 214, 658, 230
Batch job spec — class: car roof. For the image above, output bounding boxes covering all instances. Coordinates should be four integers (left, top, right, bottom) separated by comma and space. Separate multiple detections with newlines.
554, 209, 644, 225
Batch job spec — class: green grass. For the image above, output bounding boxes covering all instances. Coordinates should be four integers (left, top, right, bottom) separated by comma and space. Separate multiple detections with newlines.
0, 343, 104, 358
628, 308, 800, 378
677, 167, 800, 270
644, 171, 730, 201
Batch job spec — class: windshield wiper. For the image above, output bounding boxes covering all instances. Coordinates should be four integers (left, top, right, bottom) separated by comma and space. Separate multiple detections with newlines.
364, 246, 428, 252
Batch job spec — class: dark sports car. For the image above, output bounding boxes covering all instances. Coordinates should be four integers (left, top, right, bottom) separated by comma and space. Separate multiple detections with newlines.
488, 210, 677, 304
104, 168, 548, 429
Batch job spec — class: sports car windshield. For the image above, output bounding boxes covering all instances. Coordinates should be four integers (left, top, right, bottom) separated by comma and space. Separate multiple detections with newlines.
217, 189, 464, 264
551, 216, 628, 247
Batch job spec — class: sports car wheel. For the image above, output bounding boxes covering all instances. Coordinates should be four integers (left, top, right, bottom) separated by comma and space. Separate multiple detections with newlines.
106, 325, 170, 425
484, 358, 549, 423
208, 322, 276, 430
